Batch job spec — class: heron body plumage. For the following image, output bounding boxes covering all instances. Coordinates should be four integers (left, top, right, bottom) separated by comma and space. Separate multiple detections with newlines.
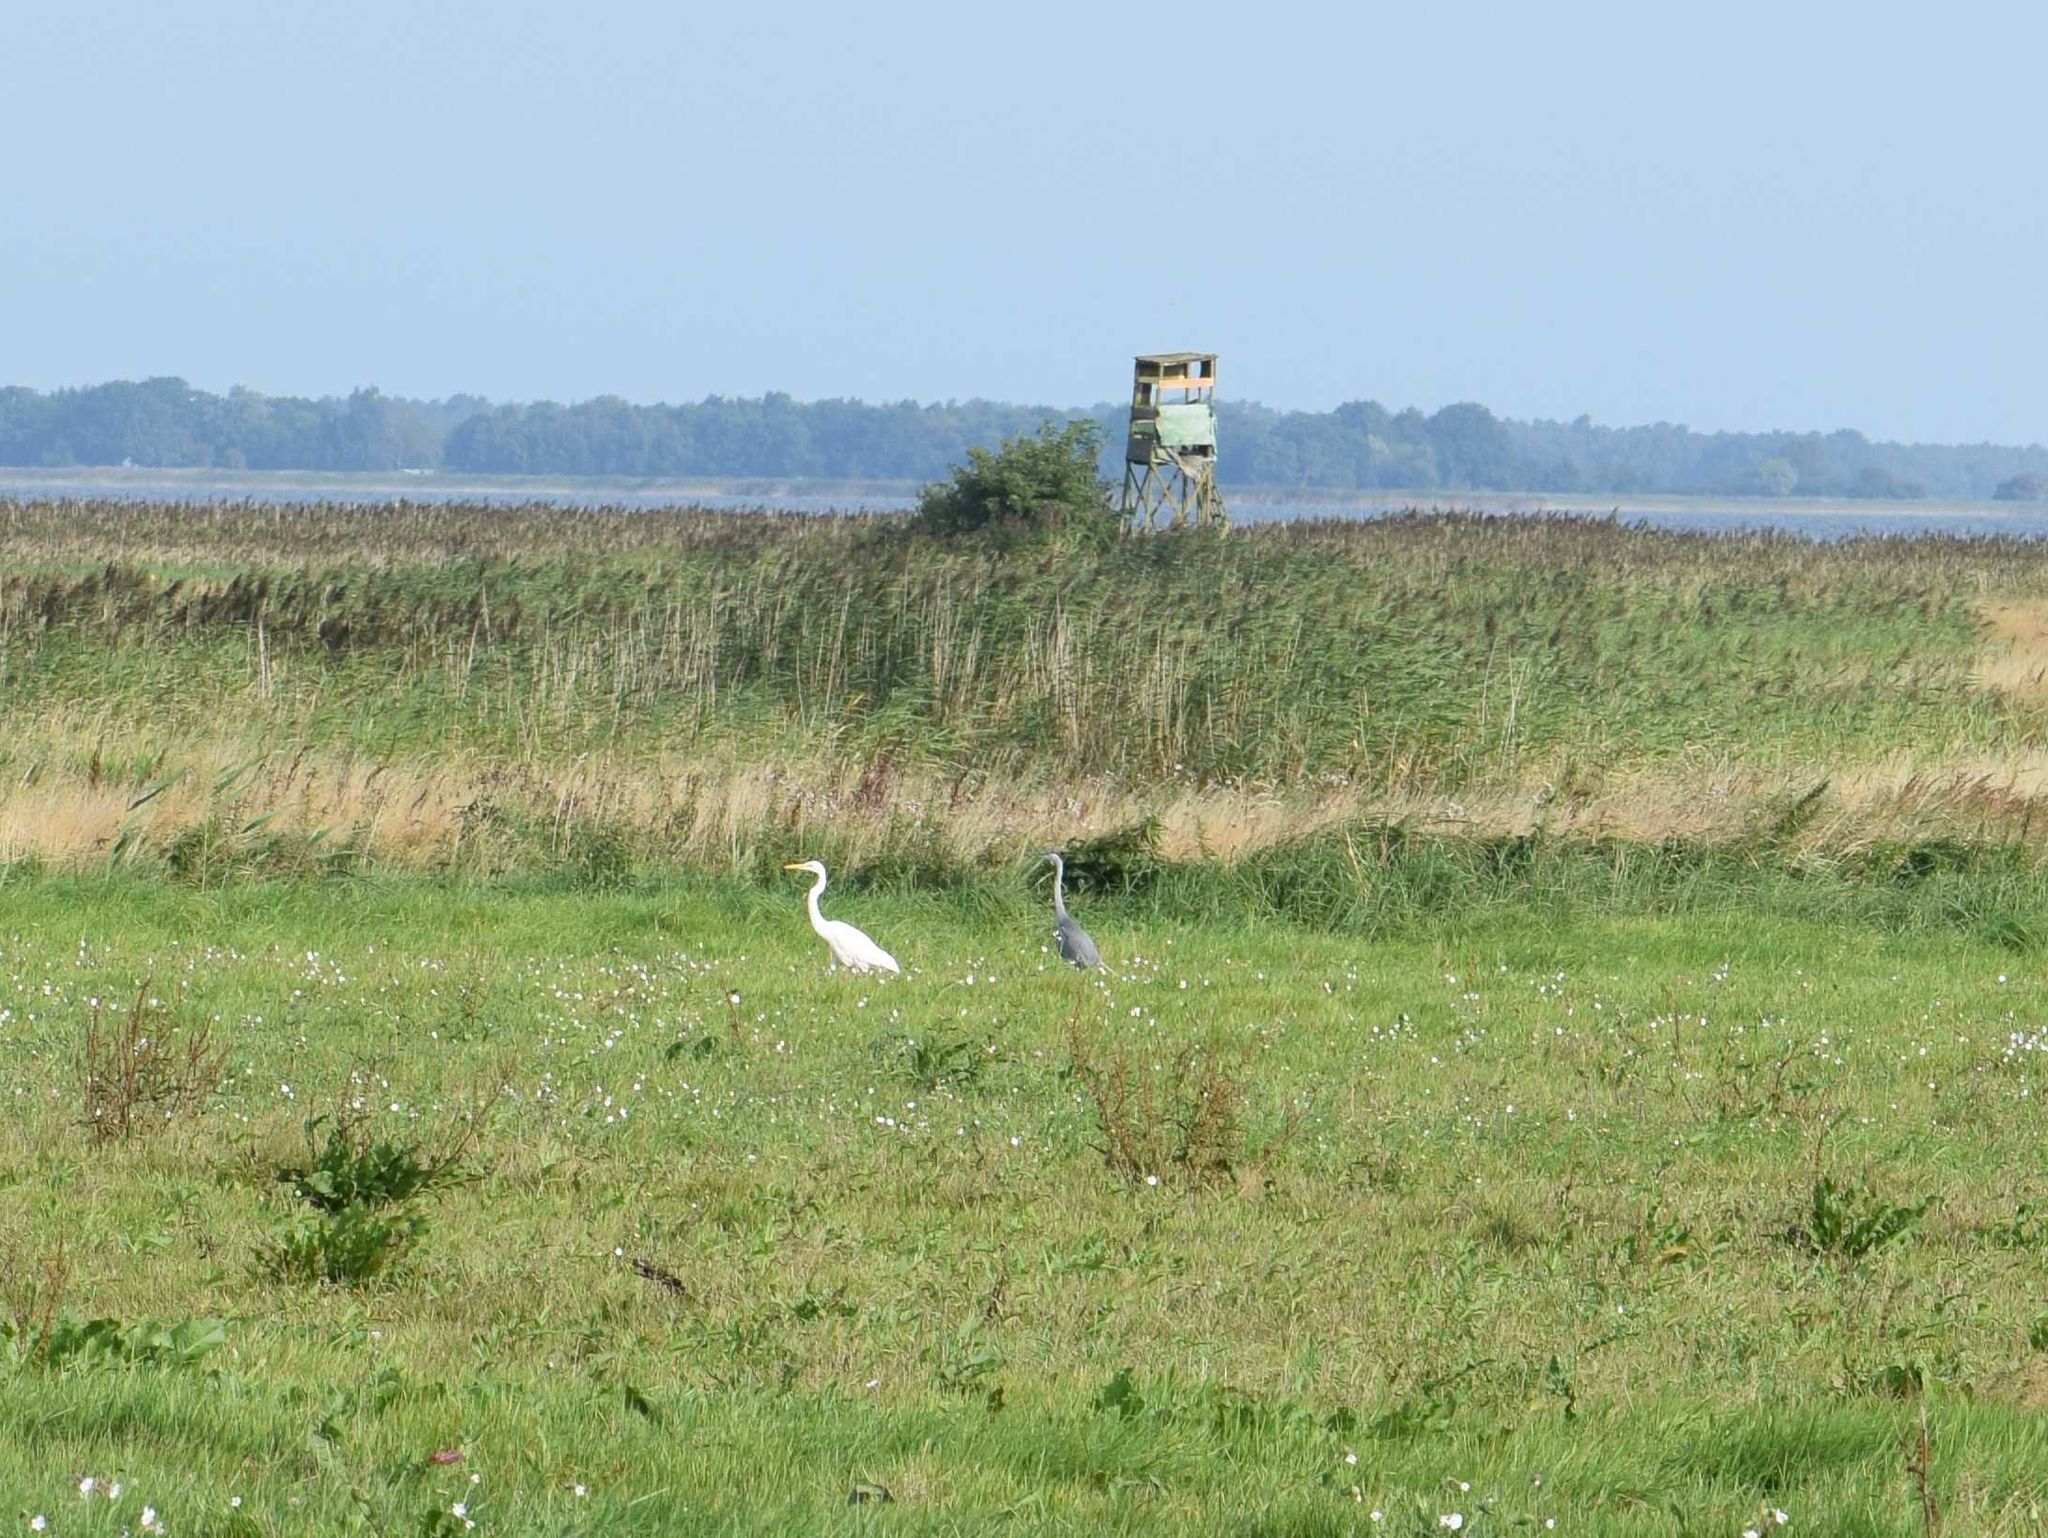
783, 861, 900, 975
1054, 913, 1102, 971
1040, 851, 1105, 970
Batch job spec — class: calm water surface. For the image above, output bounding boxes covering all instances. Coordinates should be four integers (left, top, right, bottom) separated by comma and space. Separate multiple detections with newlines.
7, 478, 2048, 543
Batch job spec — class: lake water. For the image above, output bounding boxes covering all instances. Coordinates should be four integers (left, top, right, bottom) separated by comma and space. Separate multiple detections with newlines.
1235, 500, 2048, 542
6, 476, 2048, 543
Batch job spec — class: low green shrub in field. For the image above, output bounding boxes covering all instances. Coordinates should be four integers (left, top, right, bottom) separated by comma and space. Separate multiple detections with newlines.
3, 1311, 226, 1373
1063, 1018, 1300, 1188
870, 1030, 988, 1093
264, 1202, 430, 1287
79, 985, 227, 1142
263, 1112, 474, 1285
1790, 1173, 1935, 1264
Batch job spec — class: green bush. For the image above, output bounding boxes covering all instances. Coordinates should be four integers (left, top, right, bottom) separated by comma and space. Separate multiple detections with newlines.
264, 1203, 430, 1287
3, 1311, 226, 1372
911, 420, 1116, 541
263, 1113, 474, 1285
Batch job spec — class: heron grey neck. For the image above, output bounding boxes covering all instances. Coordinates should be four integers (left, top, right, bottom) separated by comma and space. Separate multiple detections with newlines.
1049, 854, 1069, 918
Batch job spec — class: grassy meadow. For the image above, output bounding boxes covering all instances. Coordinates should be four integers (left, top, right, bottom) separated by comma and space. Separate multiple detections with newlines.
9, 876, 2048, 1534
7, 500, 2048, 1533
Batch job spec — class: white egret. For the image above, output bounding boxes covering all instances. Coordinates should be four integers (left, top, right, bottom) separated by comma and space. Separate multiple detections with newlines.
783, 860, 901, 975
1039, 850, 1104, 970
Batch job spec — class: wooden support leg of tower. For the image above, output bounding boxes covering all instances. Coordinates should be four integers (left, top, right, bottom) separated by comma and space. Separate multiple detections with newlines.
1122, 460, 1229, 533
1122, 464, 1168, 533
1120, 465, 1153, 532
1196, 469, 1228, 532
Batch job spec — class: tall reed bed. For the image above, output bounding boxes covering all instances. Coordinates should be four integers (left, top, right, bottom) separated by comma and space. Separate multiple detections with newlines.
0, 500, 2040, 878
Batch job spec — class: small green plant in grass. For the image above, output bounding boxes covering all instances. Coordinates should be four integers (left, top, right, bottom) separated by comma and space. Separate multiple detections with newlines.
263, 1108, 477, 1285
1790, 1174, 1934, 1262
266, 1202, 433, 1287
1357, 1362, 1480, 1443
79, 984, 228, 1142
3, 1239, 225, 1373
279, 1115, 466, 1213
1544, 1353, 1580, 1421
1063, 1014, 1300, 1187
932, 1317, 1005, 1394
3, 1311, 226, 1373
0, 1237, 74, 1370
1094, 1365, 1145, 1420
413, 1505, 483, 1538
870, 1030, 985, 1093
1984, 1201, 2048, 1249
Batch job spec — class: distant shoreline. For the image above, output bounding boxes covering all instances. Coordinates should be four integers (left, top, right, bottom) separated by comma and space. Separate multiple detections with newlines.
0, 465, 925, 502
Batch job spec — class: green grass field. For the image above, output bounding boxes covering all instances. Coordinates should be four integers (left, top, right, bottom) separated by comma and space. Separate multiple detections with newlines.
6, 870, 2048, 1535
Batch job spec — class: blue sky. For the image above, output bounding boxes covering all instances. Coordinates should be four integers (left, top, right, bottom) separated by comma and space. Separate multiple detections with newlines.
4, 0, 2043, 442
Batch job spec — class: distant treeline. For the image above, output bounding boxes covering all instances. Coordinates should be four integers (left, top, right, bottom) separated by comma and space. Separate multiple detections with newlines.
5, 377, 2047, 500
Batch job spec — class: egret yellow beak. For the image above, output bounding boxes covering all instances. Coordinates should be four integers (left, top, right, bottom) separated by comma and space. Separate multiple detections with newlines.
783, 862, 806, 871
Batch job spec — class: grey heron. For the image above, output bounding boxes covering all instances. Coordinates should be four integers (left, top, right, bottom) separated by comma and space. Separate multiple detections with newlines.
1039, 850, 1104, 970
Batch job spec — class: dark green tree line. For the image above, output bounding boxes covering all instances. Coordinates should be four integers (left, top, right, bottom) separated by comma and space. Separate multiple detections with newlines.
2, 378, 2044, 500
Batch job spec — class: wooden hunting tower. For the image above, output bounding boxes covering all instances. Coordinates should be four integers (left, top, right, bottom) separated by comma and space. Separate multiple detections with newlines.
1120, 352, 1226, 531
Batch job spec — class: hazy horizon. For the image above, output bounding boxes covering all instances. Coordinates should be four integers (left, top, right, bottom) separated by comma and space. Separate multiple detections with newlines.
11, 374, 2048, 454
7, 1, 2046, 444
